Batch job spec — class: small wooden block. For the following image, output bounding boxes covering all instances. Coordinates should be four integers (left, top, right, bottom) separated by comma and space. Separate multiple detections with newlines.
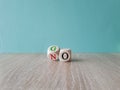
59, 49, 71, 62
47, 45, 60, 61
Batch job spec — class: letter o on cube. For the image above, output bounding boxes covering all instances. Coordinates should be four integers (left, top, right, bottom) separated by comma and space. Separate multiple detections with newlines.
47, 45, 60, 61
59, 49, 71, 62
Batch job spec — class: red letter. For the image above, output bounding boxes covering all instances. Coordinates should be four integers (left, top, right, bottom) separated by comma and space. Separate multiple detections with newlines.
50, 54, 56, 60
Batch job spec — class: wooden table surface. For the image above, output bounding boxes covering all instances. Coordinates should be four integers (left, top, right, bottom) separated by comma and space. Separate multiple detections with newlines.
0, 54, 120, 90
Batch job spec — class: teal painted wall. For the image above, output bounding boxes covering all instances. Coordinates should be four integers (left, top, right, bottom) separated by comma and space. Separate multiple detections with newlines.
0, 0, 120, 53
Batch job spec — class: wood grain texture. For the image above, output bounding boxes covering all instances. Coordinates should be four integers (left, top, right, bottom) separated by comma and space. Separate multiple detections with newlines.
0, 54, 120, 90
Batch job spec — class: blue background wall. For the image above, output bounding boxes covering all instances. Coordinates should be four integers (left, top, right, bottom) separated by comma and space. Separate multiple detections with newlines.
0, 0, 120, 53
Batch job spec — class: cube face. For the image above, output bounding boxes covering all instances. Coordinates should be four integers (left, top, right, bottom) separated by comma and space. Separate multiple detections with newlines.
48, 45, 60, 52
47, 53, 59, 60
59, 49, 71, 62
47, 45, 60, 61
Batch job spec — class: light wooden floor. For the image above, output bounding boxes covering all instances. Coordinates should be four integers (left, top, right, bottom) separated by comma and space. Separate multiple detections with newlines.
0, 54, 120, 90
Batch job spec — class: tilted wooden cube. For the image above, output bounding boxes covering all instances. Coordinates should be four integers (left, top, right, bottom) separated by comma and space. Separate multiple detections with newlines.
59, 49, 71, 62
47, 45, 60, 61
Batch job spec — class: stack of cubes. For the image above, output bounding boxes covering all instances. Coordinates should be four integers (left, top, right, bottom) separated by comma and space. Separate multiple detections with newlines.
47, 45, 71, 62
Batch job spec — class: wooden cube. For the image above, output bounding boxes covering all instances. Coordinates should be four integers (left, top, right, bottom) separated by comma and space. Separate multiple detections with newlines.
59, 49, 71, 62
47, 45, 60, 61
